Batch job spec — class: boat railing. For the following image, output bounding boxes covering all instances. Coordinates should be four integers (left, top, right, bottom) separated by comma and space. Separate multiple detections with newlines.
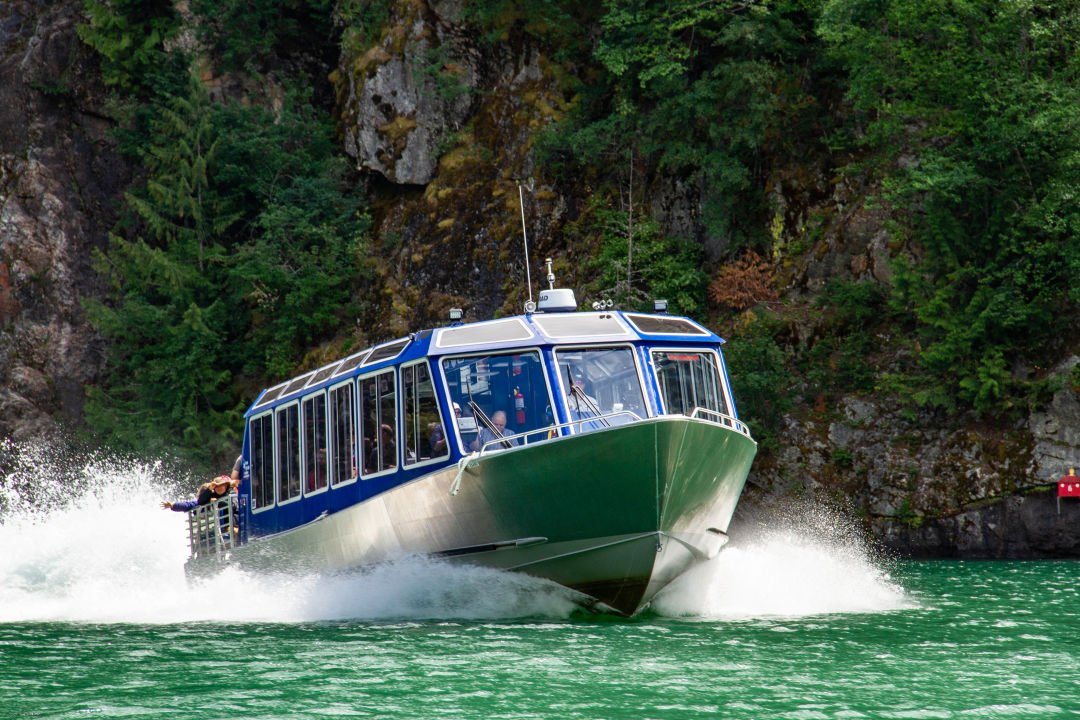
476, 410, 644, 455
187, 497, 237, 560
689, 406, 753, 438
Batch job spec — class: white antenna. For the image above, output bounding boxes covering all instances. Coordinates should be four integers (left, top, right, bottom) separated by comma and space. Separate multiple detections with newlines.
519, 184, 535, 313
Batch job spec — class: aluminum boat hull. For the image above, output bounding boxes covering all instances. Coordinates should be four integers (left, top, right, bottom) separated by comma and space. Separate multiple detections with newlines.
195, 416, 756, 615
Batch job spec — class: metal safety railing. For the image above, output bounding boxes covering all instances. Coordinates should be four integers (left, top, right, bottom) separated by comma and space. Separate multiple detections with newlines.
187, 497, 237, 560
475, 410, 645, 455
472, 407, 752, 456
689, 406, 753, 438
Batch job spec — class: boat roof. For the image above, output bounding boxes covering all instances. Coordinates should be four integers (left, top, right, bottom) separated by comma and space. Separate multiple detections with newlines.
245, 310, 723, 417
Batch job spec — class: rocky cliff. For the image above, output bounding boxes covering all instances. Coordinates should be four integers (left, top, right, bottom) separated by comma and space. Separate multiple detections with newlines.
2, 0, 1079, 557
0, 0, 133, 442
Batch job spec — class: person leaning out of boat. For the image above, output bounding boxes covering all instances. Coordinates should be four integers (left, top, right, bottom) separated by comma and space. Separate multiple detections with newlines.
161, 475, 239, 512
471, 410, 519, 451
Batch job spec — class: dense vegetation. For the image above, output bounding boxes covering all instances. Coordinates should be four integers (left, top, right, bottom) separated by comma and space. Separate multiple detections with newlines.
77, 0, 1080, 467
79, 1, 372, 463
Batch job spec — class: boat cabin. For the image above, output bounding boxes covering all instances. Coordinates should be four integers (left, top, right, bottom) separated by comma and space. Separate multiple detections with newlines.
237, 308, 748, 539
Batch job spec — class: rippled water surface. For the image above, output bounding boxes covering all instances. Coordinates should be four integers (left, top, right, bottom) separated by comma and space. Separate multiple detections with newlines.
2, 446, 1079, 718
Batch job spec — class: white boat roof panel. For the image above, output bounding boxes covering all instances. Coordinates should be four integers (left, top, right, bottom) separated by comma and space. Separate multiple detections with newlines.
282, 371, 315, 397
307, 360, 343, 388
362, 338, 411, 366
530, 313, 632, 339
435, 318, 534, 348
253, 382, 289, 410
624, 314, 710, 336
333, 349, 371, 378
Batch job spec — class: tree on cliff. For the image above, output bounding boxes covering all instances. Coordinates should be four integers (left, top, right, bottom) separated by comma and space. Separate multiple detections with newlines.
84, 79, 372, 463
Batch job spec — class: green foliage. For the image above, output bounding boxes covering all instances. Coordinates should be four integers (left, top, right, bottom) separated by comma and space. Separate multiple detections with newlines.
85, 80, 372, 465
820, 0, 1080, 415
589, 206, 707, 317
77, 0, 183, 92
462, 0, 585, 47
542, 0, 830, 248
831, 445, 854, 468
412, 46, 474, 103
797, 280, 885, 401
189, 0, 337, 71
338, 0, 391, 55
723, 315, 793, 452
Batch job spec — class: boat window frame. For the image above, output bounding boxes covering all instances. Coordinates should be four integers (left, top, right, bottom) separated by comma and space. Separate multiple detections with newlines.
551, 342, 653, 434
300, 389, 329, 499
400, 358, 450, 470
358, 366, 399, 479
648, 346, 734, 419
274, 400, 303, 507
249, 409, 276, 514
327, 377, 360, 489
436, 346, 557, 453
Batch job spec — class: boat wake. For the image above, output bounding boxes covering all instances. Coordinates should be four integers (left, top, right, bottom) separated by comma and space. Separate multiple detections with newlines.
653, 504, 915, 618
1, 441, 910, 623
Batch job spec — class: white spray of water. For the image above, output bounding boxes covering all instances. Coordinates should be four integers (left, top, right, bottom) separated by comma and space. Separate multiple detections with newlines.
1, 441, 910, 623
0, 441, 578, 623
653, 505, 914, 618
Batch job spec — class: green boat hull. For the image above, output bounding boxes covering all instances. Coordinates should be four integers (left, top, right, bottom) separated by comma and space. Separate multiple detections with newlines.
211, 416, 757, 615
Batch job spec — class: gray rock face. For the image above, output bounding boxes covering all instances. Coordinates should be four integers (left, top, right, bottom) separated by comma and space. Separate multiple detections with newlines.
747, 380, 1080, 557
336, 0, 478, 185
1028, 356, 1080, 480
0, 1, 129, 440
874, 488, 1080, 558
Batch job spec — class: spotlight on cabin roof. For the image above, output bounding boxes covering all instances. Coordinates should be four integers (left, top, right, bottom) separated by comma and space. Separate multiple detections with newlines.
654, 299, 669, 314
448, 308, 463, 325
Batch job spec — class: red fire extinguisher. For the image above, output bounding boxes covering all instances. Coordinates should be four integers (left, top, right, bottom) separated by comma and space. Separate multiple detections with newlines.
514, 387, 525, 424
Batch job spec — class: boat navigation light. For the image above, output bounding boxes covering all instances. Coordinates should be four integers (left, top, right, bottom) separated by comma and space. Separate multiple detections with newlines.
448, 308, 463, 325
545, 258, 556, 289
654, 299, 669, 314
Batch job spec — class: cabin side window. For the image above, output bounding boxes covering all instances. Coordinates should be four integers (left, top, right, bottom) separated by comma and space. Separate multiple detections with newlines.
250, 413, 274, 510
441, 350, 554, 450
403, 361, 446, 465
360, 370, 397, 475
276, 403, 301, 503
651, 350, 729, 417
329, 382, 358, 485
302, 392, 328, 494
554, 346, 648, 429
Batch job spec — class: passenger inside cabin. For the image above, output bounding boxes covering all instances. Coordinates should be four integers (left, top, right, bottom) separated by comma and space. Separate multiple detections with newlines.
367, 423, 396, 472
307, 447, 327, 492
430, 402, 461, 456
471, 410, 518, 451
566, 370, 599, 419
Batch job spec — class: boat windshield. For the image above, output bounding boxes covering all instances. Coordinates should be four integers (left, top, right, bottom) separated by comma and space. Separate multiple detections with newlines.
651, 349, 729, 417
441, 350, 555, 450
554, 346, 648, 429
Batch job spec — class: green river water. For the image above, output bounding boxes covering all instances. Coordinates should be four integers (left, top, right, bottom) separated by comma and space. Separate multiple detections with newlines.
2, 453, 1079, 718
